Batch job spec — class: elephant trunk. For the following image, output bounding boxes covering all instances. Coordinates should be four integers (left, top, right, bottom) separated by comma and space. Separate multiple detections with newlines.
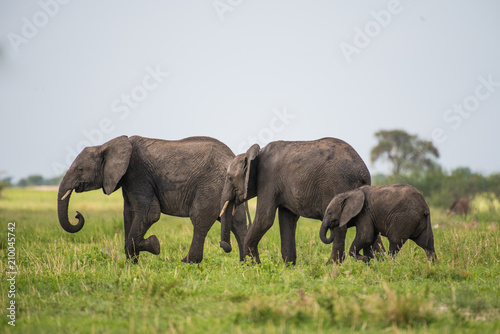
320, 220, 334, 244
57, 177, 85, 233
219, 200, 233, 253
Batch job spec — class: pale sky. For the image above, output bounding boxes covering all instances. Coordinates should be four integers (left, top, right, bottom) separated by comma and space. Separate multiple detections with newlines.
1, 1, 499, 182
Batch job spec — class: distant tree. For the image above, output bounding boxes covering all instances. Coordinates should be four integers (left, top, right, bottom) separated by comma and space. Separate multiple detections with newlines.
28, 175, 44, 185
17, 178, 28, 187
44, 174, 64, 186
0, 173, 10, 196
17, 174, 44, 187
370, 129, 439, 175
1, 177, 12, 187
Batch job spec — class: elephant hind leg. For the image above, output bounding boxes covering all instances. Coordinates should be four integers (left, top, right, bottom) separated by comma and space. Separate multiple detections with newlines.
411, 229, 437, 261
371, 234, 386, 255
388, 239, 406, 258
278, 207, 299, 265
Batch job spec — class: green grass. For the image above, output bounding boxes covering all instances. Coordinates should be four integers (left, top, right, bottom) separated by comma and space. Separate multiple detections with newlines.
1, 188, 499, 333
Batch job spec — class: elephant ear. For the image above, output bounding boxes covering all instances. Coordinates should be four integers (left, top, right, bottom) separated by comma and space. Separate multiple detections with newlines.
243, 144, 260, 199
101, 136, 132, 195
339, 189, 365, 227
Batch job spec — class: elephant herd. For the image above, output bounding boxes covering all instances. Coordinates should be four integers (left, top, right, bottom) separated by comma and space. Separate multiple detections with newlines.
58, 135, 436, 264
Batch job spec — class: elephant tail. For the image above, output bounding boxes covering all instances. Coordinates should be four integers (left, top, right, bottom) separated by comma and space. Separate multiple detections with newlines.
423, 211, 437, 261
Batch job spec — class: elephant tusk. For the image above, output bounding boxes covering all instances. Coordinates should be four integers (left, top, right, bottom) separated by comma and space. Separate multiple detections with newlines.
60, 189, 72, 201
232, 203, 237, 216
220, 201, 230, 217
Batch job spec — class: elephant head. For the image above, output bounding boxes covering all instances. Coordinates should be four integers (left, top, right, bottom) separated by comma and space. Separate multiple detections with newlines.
58, 136, 132, 233
320, 190, 365, 244
219, 144, 259, 251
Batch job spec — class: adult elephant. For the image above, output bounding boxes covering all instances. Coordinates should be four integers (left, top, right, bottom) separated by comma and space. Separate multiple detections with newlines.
58, 135, 248, 263
219, 138, 385, 264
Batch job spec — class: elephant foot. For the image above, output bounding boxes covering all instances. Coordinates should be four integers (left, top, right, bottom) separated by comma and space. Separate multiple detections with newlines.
181, 255, 203, 264
425, 249, 437, 262
329, 251, 346, 264
125, 235, 160, 260
243, 248, 261, 264
125, 250, 140, 264
241, 256, 258, 265
144, 235, 161, 255
220, 241, 232, 253
125, 243, 139, 263
354, 255, 371, 263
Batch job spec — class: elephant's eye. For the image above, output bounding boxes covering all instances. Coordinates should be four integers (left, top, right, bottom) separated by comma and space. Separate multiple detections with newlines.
77, 166, 84, 173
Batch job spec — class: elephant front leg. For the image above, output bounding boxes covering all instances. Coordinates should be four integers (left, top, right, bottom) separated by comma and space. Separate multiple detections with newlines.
388, 239, 406, 258
243, 205, 277, 264
349, 223, 376, 263
362, 233, 385, 260
124, 200, 161, 261
231, 205, 249, 262
328, 226, 347, 264
123, 203, 133, 257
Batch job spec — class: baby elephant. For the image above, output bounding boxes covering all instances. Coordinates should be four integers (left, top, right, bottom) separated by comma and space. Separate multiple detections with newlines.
320, 184, 437, 262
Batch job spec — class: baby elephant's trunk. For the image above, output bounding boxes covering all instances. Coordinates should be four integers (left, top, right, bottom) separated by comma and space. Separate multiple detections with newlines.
319, 220, 335, 244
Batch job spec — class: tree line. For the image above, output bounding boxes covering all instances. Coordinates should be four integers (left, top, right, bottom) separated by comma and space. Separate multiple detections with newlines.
1, 174, 62, 189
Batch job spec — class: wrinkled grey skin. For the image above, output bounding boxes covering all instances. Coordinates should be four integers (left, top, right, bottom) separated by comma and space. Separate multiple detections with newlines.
321, 184, 437, 262
220, 138, 385, 264
58, 135, 248, 263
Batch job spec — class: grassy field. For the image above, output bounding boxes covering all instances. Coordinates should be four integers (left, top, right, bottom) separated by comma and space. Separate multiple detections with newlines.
1, 188, 499, 333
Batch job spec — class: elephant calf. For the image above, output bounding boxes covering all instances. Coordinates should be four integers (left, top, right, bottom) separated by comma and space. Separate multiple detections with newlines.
320, 184, 437, 262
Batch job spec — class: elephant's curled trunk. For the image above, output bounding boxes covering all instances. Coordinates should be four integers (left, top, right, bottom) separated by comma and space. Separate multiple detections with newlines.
57, 186, 85, 233
319, 221, 334, 244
